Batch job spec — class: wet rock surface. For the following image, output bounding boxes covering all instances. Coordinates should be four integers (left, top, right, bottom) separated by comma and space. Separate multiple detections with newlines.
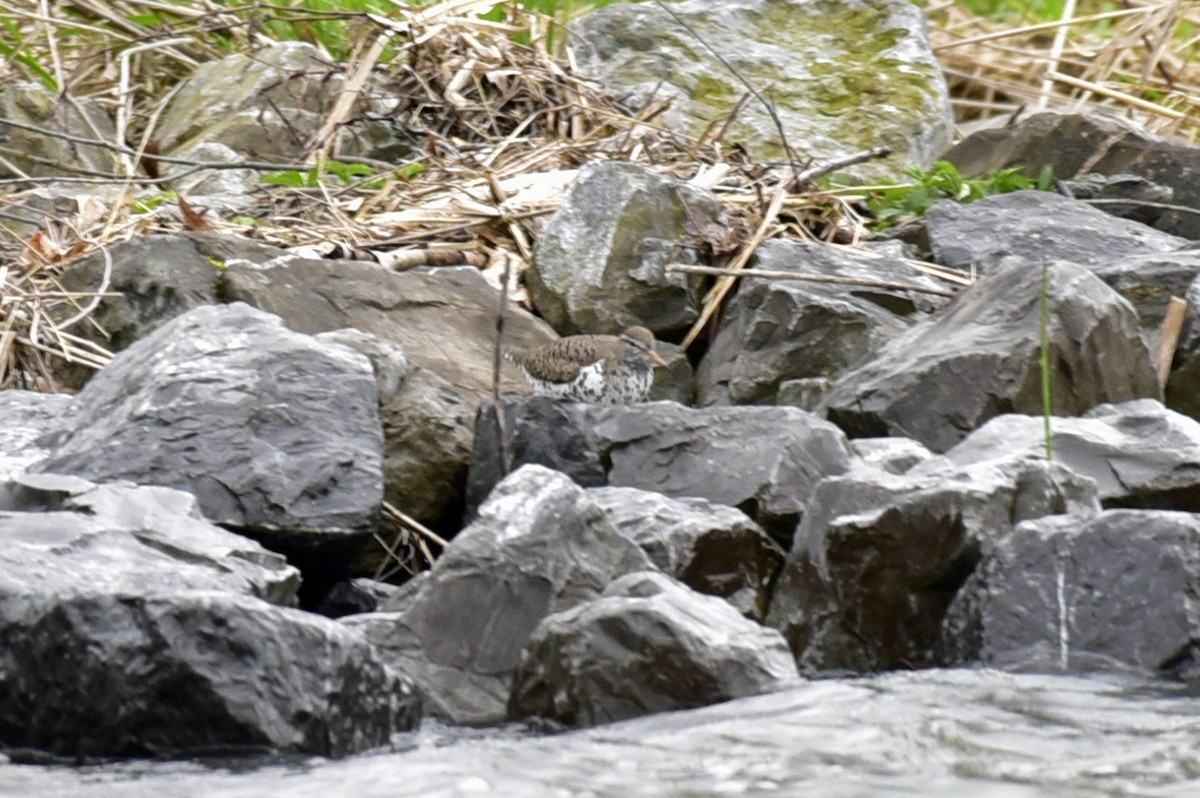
822, 258, 1160, 452
0, 473, 418, 758
6, 0, 1200, 766
508, 571, 800, 726
352, 466, 653, 725
32, 303, 384, 544
943, 510, 1200, 677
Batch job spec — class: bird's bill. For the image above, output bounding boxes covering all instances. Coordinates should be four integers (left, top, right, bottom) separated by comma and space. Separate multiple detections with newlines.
648, 351, 667, 367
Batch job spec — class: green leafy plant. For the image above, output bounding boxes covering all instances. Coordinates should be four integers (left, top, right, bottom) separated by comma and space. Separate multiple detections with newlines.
130, 191, 178, 214
830, 160, 1055, 231
260, 159, 407, 189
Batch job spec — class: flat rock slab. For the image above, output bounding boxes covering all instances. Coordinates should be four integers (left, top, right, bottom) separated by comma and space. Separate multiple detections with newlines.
0, 472, 299, 606
929, 400, 1200, 510
222, 256, 555, 408
595, 403, 854, 542
926, 190, 1186, 274
33, 303, 384, 541
470, 398, 854, 543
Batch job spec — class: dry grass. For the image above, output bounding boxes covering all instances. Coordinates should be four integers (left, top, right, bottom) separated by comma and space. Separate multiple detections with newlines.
929, 0, 1200, 138
0, 0, 1198, 394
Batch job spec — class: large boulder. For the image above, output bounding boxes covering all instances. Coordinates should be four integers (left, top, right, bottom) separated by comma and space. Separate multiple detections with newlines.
588, 486, 785, 620
930, 400, 1200, 511
508, 571, 800, 727
943, 111, 1200, 240
155, 42, 406, 168
0, 591, 418, 758
822, 258, 1160, 452
50, 233, 283, 389
0, 390, 73, 479
348, 466, 654, 725
469, 398, 854, 542
0, 82, 120, 178
696, 240, 927, 406
767, 456, 1099, 673
0, 473, 418, 758
942, 510, 1200, 677
573, 0, 952, 179
526, 161, 719, 335
222, 256, 555, 407
925, 190, 1186, 274
32, 303, 384, 549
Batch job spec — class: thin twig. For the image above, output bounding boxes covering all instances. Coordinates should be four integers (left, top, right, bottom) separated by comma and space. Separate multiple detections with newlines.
0, 116, 318, 172
665, 263, 958, 297
52, 244, 113, 331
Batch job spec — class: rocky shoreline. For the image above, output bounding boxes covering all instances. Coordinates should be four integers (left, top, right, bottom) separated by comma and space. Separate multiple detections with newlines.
5, 0, 1200, 762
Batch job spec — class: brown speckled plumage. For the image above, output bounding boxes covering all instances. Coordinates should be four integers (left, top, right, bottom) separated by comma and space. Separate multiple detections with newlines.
507, 326, 665, 404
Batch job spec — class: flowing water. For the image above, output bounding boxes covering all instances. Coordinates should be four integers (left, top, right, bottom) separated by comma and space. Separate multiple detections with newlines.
4, 669, 1199, 798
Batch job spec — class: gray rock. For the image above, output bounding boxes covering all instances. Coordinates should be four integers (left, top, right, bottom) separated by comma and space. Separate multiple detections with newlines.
320, 327, 472, 532
0, 591, 418, 758
926, 190, 1186, 275
0, 474, 407, 758
467, 396, 608, 518
767, 456, 1099, 673
943, 111, 1200, 240
822, 258, 1160, 453
589, 487, 785, 619
928, 400, 1200, 510
942, 510, 1200, 677
775, 378, 834, 412
0, 390, 73, 479
314, 577, 406, 619
647, 340, 695, 404
0, 82, 120, 178
223, 257, 555, 408
33, 303, 384, 544
849, 437, 935, 475
595, 403, 854, 543
357, 466, 654, 725
509, 571, 800, 727
51, 232, 284, 389
155, 42, 406, 165
696, 241, 920, 406
316, 328, 413, 397
1089, 250, 1200, 347
0, 472, 299, 605
1060, 173, 1174, 226
377, 366, 474, 531
470, 398, 853, 543
574, 0, 952, 180
526, 161, 719, 335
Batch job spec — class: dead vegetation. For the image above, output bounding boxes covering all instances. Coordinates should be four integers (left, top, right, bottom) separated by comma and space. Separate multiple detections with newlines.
0, 0, 1197, 393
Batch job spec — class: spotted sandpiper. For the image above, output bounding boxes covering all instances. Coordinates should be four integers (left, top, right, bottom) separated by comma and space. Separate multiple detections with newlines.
507, 326, 666, 405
